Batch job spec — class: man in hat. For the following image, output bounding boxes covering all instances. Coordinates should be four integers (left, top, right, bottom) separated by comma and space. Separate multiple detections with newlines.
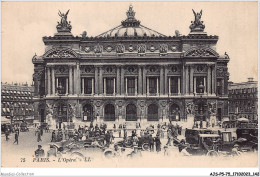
35, 145, 45, 157
47, 145, 57, 157
232, 144, 241, 156
51, 130, 56, 142
154, 134, 161, 153
13, 132, 19, 145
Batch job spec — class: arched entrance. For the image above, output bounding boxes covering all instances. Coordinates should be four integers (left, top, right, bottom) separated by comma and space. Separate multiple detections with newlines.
170, 104, 180, 121
147, 104, 158, 121
104, 104, 115, 121
126, 104, 137, 121
83, 104, 94, 122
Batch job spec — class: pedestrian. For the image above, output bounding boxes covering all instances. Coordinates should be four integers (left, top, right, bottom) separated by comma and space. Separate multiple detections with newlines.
163, 145, 170, 156
118, 129, 121, 138
105, 131, 111, 147
154, 134, 161, 153
64, 130, 68, 140
35, 145, 45, 158
47, 145, 56, 158
200, 120, 203, 129
51, 130, 56, 142
5, 130, 9, 141
15, 127, 20, 136
40, 128, 43, 136
37, 131, 42, 142
13, 132, 19, 145
123, 129, 127, 140
149, 134, 154, 152
166, 129, 172, 146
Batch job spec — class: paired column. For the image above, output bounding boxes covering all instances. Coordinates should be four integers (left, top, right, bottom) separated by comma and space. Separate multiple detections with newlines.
51, 66, 55, 95
138, 66, 142, 95
204, 77, 206, 94
99, 66, 103, 95
91, 78, 94, 95
207, 65, 211, 94
94, 66, 99, 94
66, 78, 68, 94
142, 67, 146, 95
113, 78, 116, 95
164, 66, 168, 94
73, 65, 78, 95
178, 77, 181, 94
69, 66, 73, 95
168, 77, 171, 95
125, 78, 128, 95
194, 77, 197, 93
160, 66, 164, 95
156, 77, 159, 95
190, 67, 194, 94
121, 66, 125, 95
185, 66, 189, 94
135, 77, 138, 95
47, 67, 51, 95
212, 65, 216, 94
147, 77, 149, 95
81, 78, 85, 94
116, 66, 120, 95
104, 78, 106, 95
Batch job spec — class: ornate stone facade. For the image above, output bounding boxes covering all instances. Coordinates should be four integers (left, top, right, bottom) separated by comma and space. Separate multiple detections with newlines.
32, 6, 229, 128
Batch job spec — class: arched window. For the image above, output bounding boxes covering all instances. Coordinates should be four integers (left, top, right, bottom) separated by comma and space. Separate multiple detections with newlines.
170, 104, 180, 121
83, 104, 94, 122
57, 102, 67, 122
104, 104, 115, 121
126, 104, 137, 121
147, 104, 158, 121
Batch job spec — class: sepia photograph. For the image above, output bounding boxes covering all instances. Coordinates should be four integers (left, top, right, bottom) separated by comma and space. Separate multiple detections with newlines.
0, 1, 259, 175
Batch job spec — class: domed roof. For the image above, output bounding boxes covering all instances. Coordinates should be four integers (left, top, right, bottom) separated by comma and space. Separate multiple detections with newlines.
96, 5, 166, 38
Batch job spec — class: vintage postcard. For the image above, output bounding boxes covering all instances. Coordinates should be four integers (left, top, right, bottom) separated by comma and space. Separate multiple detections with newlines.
1, 1, 258, 173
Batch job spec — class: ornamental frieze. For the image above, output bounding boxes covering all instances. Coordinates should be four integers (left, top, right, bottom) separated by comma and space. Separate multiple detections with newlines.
186, 102, 195, 115
80, 65, 94, 74
44, 48, 78, 58
137, 44, 146, 54
168, 65, 181, 74
103, 66, 116, 74
208, 101, 216, 116
94, 44, 103, 54
146, 65, 160, 74
216, 67, 228, 77
159, 44, 168, 54
194, 65, 207, 73
125, 65, 138, 75
55, 66, 69, 74
116, 44, 125, 54
184, 47, 219, 58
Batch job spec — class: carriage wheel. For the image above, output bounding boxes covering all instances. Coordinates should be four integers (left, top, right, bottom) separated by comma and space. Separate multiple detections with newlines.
70, 152, 85, 161
207, 150, 219, 157
142, 143, 150, 151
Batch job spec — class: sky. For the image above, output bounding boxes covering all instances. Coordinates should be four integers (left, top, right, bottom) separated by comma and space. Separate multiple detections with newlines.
1, 1, 258, 84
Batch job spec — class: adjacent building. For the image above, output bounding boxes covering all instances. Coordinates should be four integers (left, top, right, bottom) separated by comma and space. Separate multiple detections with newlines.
32, 6, 230, 128
1, 82, 34, 123
228, 78, 258, 122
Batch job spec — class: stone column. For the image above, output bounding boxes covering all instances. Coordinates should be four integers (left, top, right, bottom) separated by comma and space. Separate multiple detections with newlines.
190, 67, 194, 94
104, 78, 106, 95
138, 66, 142, 95
69, 66, 73, 95
185, 66, 189, 94
221, 79, 225, 95
116, 66, 120, 95
99, 66, 103, 95
92, 78, 94, 95
147, 77, 149, 95
113, 78, 116, 95
142, 67, 146, 95
51, 67, 55, 95
121, 66, 125, 95
169, 77, 171, 95
125, 77, 128, 95
178, 77, 181, 95
194, 77, 197, 93
204, 77, 206, 94
182, 65, 185, 95
94, 66, 99, 95
73, 66, 78, 95
82, 78, 84, 94
56, 78, 58, 89
66, 78, 68, 95
47, 67, 51, 96
212, 65, 216, 94
156, 77, 159, 95
207, 66, 211, 94
135, 77, 138, 95
164, 66, 168, 94
160, 66, 164, 95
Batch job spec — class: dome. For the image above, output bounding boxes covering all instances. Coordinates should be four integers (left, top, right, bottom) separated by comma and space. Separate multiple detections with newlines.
96, 5, 166, 38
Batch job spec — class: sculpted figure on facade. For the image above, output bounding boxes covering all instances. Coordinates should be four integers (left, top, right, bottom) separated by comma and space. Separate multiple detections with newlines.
208, 101, 217, 116
190, 9, 205, 32
186, 102, 195, 115
57, 10, 72, 32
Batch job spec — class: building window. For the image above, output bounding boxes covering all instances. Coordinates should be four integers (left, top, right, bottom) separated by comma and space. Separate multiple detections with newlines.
148, 77, 157, 94
82, 78, 93, 94
127, 77, 135, 95
57, 77, 67, 94
147, 104, 158, 121
105, 78, 114, 94
104, 104, 115, 121
170, 77, 178, 94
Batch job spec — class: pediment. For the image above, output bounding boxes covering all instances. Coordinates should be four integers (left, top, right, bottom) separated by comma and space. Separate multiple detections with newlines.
43, 48, 79, 58
184, 47, 219, 58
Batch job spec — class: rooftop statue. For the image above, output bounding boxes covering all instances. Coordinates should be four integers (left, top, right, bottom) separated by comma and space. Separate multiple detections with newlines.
56, 10, 72, 33
189, 9, 205, 33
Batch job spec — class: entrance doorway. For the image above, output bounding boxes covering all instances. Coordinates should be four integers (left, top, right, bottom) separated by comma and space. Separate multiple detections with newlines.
147, 104, 158, 121
83, 104, 94, 121
104, 104, 115, 121
126, 104, 137, 121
